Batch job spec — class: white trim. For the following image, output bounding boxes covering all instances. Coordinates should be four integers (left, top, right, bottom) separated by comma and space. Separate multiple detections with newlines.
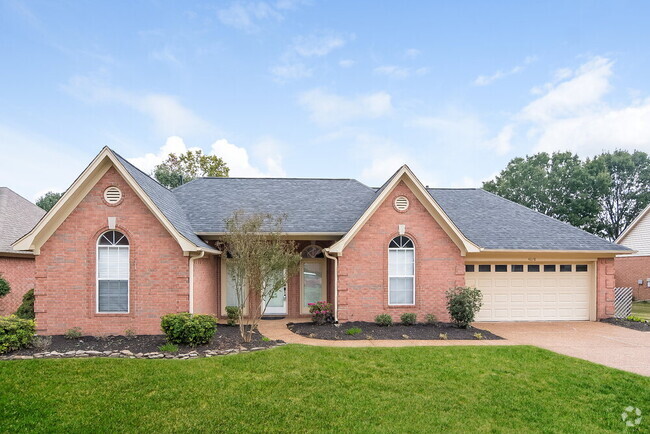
328, 165, 480, 256
96, 230, 130, 314
188, 250, 206, 314
387, 236, 415, 306
616, 203, 650, 244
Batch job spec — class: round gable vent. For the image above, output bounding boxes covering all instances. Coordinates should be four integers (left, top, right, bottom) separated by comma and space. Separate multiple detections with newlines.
394, 196, 409, 211
104, 186, 122, 205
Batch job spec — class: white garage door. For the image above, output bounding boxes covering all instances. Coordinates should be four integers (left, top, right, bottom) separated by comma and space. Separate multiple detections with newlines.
465, 263, 593, 321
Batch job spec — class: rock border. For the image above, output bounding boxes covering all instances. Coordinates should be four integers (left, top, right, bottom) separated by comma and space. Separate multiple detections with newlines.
1, 343, 286, 360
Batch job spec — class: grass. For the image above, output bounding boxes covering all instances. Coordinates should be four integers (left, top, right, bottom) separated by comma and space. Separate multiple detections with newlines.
632, 300, 650, 320
1, 345, 648, 432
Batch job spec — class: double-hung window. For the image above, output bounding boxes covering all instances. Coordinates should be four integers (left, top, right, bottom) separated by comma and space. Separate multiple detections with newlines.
388, 235, 415, 305
97, 230, 129, 313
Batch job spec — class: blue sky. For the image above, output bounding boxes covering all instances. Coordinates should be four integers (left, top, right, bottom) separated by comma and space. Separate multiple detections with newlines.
3, 0, 650, 200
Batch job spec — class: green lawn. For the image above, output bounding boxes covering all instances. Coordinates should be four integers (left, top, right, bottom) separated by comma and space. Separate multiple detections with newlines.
1, 346, 648, 433
632, 300, 650, 320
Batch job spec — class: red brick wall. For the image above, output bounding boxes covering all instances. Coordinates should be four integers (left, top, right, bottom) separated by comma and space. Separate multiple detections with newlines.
597, 258, 616, 319
35, 167, 190, 335
192, 255, 219, 315
0, 256, 36, 316
615, 256, 650, 300
337, 181, 465, 322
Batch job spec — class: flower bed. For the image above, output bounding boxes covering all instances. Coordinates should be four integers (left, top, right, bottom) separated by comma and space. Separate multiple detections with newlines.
1, 326, 283, 360
288, 321, 502, 340
601, 317, 650, 332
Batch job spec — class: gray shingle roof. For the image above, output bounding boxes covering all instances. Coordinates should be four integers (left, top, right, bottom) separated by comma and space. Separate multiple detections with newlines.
428, 188, 630, 251
113, 153, 213, 250
173, 177, 377, 233
0, 187, 45, 255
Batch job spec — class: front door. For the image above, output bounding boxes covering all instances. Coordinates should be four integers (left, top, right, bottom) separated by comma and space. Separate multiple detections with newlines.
301, 259, 327, 314
263, 286, 287, 315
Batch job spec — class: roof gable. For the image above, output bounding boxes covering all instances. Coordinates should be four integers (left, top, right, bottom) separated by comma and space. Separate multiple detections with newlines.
13, 147, 216, 255
327, 165, 480, 256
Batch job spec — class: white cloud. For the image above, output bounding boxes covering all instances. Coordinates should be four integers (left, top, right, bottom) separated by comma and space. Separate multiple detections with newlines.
473, 55, 537, 86
291, 32, 349, 57
128, 136, 286, 178
216, 1, 283, 32
404, 48, 420, 59
270, 63, 312, 80
150, 46, 181, 66
339, 59, 355, 68
63, 75, 212, 138
487, 55, 650, 156
374, 65, 429, 79
298, 89, 393, 126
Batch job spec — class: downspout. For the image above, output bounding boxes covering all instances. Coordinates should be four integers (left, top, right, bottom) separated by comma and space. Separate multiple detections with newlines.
188, 250, 206, 314
323, 249, 338, 323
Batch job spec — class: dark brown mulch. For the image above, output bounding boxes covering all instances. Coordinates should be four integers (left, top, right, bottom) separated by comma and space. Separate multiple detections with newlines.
288, 321, 503, 340
10, 325, 280, 356
601, 318, 650, 332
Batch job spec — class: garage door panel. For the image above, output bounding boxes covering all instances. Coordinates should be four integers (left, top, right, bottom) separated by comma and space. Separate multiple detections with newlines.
466, 262, 592, 322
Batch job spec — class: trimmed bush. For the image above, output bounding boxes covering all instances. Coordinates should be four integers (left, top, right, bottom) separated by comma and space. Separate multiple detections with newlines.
0, 276, 10, 298
64, 327, 82, 339
225, 306, 241, 326
15, 289, 35, 320
446, 286, 483, 328
308, 301, 334, 325
0, 315, 35, 354
375, 313, 393, 327
400, 313, 417, 326
161, 313, 217, 346
425, 313, 437, 324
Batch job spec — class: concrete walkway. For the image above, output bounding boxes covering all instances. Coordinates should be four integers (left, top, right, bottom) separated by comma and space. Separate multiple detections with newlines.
478, 321, 650, 377
259, 319, 649, 376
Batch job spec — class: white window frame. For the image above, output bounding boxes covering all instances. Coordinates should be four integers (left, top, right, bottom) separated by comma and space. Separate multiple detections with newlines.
388, 236, 415, 306
96, 231, 130, 314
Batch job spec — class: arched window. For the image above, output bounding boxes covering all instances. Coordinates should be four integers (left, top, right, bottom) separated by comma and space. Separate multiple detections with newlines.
388, 235, 415, 305
97, 230, 129, 313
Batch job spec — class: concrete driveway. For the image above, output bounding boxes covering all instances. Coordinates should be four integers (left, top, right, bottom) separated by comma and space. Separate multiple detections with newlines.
478, 321, 650, 377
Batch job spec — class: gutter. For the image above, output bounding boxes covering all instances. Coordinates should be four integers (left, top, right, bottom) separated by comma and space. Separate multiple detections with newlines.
188, 250, 206, 314
322, 248, 339, 322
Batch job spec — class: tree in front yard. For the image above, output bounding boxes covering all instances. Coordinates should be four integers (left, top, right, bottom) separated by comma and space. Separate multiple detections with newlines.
219, 211, 301, 342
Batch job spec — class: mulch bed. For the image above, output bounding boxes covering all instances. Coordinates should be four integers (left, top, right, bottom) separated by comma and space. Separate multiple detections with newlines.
8, 325, 280, 357
288, 321, 503, 340
601, 318, 650, 332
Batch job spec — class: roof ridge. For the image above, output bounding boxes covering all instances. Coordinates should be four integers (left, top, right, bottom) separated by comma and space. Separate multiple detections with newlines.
110, 149, 172, 192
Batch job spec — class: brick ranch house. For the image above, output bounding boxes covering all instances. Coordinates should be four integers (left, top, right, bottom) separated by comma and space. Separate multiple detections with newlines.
615, 203, 650, 300
12, 147, 632, 335
0, 187, 45, 315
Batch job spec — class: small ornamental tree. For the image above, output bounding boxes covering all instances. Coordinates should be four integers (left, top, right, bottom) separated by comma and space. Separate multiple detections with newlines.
446, 286, 483, 328
219, 211, 301, 342
0, 276, 10, 298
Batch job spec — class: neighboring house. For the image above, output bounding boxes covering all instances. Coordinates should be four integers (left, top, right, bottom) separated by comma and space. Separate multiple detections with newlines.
13, 147, 631, 335
615, 205, 650, 300
0, 187, 46, 315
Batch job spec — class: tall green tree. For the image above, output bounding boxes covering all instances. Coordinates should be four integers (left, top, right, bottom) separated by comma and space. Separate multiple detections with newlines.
483, 152, 607, 233
35, 191, 63, 212
586, 150, 650, 240
153, 150, 229, 188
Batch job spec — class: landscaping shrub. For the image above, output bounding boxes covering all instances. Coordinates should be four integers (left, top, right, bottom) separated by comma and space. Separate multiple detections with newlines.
400, 313, 417, 326
160, 313, 217, 346
0, 315, 35, 354
439, 333, 448, 340
375, 313, 393, 326
0, 276, 10, 298
345, 327, 362, 335
626, 315, 648, 323
64, 327, 82, 339
124, 329, 136, 339
308, 301, 334, 325
159, 342, 179, 353
425, 313, 437, 324
15, 289, 35, 320
446, 286, 483, 328
225, 306, 241, 326
31, 335, 52, 350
